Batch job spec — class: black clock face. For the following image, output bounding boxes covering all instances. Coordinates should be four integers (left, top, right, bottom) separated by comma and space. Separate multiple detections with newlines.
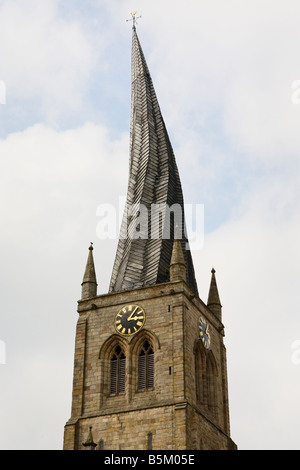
115, 304, 146, 336
199, 316, 210, 349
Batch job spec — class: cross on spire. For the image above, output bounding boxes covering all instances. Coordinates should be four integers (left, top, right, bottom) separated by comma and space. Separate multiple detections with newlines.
126, 11, 142, 29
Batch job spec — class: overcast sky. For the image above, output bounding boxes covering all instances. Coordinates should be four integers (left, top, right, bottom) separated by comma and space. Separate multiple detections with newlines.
1, 0, 300, 450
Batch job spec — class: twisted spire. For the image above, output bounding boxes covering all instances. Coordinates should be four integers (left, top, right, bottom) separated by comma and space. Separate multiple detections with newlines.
109, 28, 198, 295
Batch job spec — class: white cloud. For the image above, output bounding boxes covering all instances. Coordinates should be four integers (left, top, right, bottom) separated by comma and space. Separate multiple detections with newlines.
0, 350, 73, 449
0, 121, 129, 449
193, 170, 300, 449
127, 0, 300, 165
0, 122, 128, 240
0, 0, 300, 450
0, 0, 99, 124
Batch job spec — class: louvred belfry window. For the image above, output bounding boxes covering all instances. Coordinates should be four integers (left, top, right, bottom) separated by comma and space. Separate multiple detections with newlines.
138, 341, 154, 391
110, 346, 126, 395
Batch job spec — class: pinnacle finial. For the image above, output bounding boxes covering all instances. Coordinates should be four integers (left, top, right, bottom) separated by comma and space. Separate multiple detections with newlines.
126, 11, 142, 29
207, 267, 222, 320
82, 426, 97, 450
170, 237, 186, 283
81, 243, 98, 299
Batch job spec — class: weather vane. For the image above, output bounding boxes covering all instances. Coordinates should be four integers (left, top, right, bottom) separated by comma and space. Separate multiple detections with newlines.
126, 11, 142, 29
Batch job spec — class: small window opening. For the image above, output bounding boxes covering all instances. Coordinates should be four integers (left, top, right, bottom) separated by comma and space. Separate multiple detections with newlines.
138, 341, 154, 391
99, 440, 104, 450
148, 432, 153, 450
110, 346, 126, 395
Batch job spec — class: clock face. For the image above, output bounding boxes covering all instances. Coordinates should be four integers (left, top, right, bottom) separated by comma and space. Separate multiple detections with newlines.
199, 316, 210, 349
115, 304, 146, 336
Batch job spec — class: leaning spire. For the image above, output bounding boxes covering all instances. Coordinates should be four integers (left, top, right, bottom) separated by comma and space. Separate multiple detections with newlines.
109, 24, 198, 295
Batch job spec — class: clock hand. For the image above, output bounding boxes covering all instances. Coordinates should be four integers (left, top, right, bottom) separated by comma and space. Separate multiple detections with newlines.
127, 306, 139, 321
130, 315, 144, 321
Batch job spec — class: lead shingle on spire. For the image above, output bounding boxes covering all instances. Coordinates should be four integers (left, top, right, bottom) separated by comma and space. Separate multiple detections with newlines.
109, 27, 198, 296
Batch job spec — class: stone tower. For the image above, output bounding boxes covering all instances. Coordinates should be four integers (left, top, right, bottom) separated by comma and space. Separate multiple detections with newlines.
63, 22, 237, 451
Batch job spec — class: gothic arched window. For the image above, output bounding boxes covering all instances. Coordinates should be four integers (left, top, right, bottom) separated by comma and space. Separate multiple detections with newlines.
194, 341, 218, 418
206, 351, 218, 416
138, 341, 154, 391
195, 342, 206, 405
110, 345, 126, 395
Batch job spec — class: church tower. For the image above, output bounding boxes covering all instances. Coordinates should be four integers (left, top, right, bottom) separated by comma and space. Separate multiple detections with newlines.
63, 19, 237, 451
